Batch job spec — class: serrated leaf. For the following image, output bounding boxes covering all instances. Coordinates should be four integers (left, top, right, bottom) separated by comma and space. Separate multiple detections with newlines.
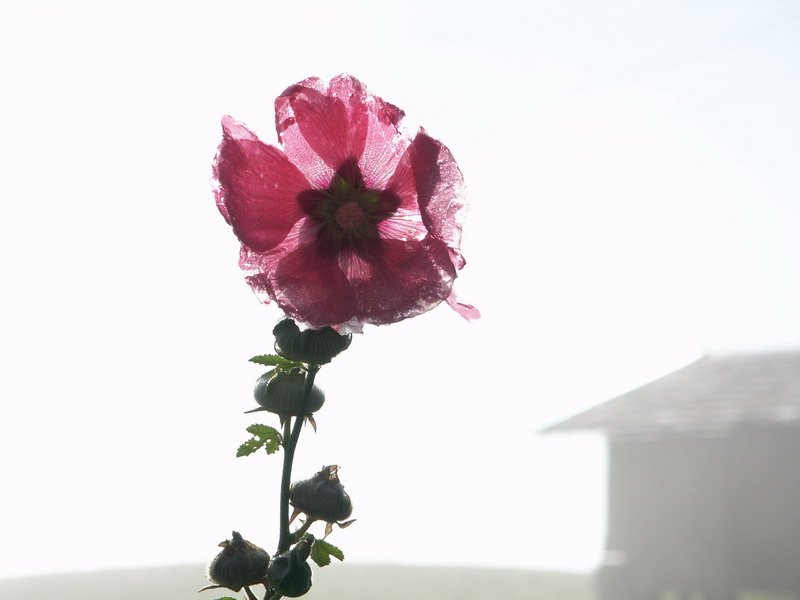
249, 354, 304, 369
236, 438, 263, 457
246, 424, 278, 437
236, 424, 282, 457
310, 539, 345, 567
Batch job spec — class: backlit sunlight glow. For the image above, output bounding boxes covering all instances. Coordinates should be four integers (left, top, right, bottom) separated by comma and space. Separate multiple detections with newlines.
1, 0, 798, 580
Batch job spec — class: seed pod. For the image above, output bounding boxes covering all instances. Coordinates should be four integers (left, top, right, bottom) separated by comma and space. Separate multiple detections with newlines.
206, 531, 270, 592
290, 465, 353, 523
254, 369, 325, 416
273, 318, 352, 365
268, 537, 313, 597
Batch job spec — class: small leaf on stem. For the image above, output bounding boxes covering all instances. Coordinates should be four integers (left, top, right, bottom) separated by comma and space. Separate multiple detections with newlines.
246, 424, 280, 437
249, 354, 305, 369
236, 424, 282, 457
310, 539, 345, 567
258, 368, 277, 382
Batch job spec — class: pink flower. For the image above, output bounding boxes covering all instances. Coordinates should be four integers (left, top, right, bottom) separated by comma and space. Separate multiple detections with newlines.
214, 75, 478, 331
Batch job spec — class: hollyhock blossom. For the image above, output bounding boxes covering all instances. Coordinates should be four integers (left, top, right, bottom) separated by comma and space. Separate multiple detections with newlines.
214, 75, 478, 331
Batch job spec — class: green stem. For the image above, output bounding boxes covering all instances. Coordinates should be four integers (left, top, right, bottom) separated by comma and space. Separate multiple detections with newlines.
290, 517, 318, 544
243, 586, 258, 600
277, 364, 320, 553
282, 417, 291, 448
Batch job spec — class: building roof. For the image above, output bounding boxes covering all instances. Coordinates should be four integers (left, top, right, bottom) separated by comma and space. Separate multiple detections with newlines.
545, 351, 800, 438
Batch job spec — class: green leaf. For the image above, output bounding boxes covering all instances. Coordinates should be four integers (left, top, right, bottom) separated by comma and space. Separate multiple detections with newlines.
236, 438, 262, 457
246, 424, 279, 437
236, 424, 282, 457
258, 368, 277, 382
249, 354, 304, 370
310, 539, 345, 567
213, 597, 238, 600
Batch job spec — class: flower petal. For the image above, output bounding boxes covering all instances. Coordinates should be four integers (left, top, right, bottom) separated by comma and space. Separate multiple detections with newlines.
382, 140, 425, 214
215, 116, 311, 252
445, 291, 481, 321
275, 75, 370, 187
339, 236, 458, 326
240, 222, 357, 328
357, 92, 409, 190
410, 131, 468, 265
376, 210, 427, 243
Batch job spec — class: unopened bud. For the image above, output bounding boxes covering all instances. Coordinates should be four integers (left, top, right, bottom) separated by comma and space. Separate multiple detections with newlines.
254, 369, 325, 416
273, 318, 352, 365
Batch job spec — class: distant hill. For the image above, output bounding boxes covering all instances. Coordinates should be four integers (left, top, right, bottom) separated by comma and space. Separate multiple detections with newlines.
0, 563, 595, 600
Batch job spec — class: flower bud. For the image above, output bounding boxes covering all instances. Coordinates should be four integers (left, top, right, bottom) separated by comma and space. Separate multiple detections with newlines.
268, 536, 313, 597
290, 465, 353, 523
206, 531, 270, 592
273, 318, 352, 365
254, 369, 325, 416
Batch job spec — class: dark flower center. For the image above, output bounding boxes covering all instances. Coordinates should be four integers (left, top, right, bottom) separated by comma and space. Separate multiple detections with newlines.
296, 158, 401, 258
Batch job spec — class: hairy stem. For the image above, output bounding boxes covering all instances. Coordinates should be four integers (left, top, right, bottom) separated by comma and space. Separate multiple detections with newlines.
277, 364, 320, 553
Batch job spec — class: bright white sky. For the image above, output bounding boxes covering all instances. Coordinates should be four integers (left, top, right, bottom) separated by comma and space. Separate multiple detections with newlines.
1, 0, 799, 581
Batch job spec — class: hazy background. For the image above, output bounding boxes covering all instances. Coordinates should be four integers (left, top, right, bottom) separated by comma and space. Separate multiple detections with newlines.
1, 0, 799, 580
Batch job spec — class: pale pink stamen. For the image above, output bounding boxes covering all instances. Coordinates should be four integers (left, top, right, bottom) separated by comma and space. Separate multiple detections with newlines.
335, 201, 366, 231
